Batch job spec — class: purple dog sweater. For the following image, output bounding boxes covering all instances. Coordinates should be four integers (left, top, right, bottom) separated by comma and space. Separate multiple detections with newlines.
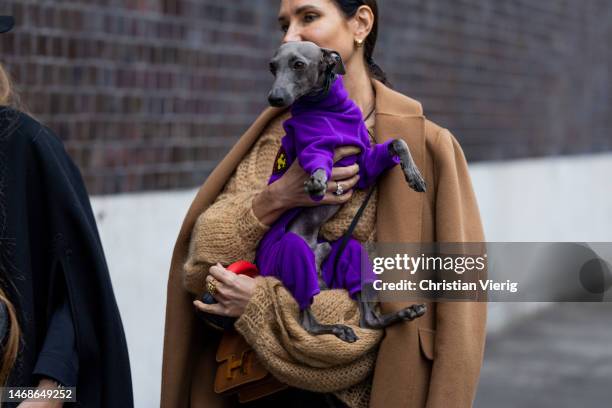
256, 75, 400, 310
267, 75, 400, 190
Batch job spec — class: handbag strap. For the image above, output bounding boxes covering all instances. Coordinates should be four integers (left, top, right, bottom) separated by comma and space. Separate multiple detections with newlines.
332, 186, 376, 275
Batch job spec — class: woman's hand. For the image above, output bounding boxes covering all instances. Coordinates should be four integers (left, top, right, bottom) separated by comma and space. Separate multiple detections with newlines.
193, 263, 257, 317
252, 145, 362, 225
17, 378, 64, 408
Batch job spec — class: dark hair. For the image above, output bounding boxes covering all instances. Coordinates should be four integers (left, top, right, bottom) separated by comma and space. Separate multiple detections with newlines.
331, 0, 391, 87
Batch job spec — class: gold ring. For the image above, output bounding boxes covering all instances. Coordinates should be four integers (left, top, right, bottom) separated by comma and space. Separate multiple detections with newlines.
206, 278, 217, 296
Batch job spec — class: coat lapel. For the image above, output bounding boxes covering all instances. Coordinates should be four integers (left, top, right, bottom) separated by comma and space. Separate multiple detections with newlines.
371, 79, 426, 314
371, 78, 426, 243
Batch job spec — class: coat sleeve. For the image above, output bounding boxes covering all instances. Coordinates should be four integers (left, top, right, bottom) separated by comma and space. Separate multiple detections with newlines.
32, 232, 79, 387
183, 130, 280, 295
426, 128, 487, 408
32, 292, 79, 387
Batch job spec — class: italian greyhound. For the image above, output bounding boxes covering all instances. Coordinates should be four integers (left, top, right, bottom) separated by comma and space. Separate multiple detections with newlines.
264, 41, 426, 342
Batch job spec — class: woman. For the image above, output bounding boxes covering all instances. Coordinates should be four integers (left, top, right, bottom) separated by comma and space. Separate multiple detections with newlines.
0, 16, 133, 407
161, 1, 486, 407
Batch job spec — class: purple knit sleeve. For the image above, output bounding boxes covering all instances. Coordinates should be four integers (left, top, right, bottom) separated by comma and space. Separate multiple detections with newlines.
356, 139, 401, 189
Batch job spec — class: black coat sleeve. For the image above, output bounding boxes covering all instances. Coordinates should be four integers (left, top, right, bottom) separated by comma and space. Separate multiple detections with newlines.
32, 292, 79, 387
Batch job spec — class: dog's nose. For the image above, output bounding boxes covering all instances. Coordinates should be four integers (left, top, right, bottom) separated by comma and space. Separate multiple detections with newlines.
268, 90, 287, 107
268, 96, 285, 107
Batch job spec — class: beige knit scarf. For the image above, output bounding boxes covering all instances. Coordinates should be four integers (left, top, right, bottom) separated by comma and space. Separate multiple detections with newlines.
234, 276, 383, 408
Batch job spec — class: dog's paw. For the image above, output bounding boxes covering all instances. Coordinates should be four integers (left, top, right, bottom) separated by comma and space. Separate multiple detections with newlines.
331, 324, 359, 343
304, 168, 328, 198
403, 166, 427, 192
398, 304, 427, 321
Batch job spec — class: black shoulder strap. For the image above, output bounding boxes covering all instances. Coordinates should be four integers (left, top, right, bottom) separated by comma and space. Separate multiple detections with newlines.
332, 186, 376, 275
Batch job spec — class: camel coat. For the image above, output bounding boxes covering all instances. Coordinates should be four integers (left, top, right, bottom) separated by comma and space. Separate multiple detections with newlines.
160, 78, 487, 408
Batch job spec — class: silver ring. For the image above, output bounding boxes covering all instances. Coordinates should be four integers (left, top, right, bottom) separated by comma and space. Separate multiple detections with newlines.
334, 182, 344, 196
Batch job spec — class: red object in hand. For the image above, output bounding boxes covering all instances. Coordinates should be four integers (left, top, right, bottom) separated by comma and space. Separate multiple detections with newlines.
198, 260, 259, 331
225, 260, 259, 278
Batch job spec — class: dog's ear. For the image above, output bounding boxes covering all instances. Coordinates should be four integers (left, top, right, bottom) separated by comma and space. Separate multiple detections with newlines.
321, 48, 346, 75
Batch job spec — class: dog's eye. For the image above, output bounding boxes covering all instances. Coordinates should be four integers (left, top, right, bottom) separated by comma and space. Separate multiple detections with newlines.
293, 61, 305, 70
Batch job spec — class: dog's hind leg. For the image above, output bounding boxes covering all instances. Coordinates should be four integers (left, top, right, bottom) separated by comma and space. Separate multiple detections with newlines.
388, 139, 427, 192
300, 306, 359, 343
356, 283, 426, 329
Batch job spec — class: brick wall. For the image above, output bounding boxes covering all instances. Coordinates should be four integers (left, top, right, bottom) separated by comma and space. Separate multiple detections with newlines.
378, 0, 612, 161
0, 0, 610, 195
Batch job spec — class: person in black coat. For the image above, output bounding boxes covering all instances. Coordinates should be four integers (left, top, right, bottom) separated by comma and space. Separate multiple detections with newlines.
0, 15, 133, 407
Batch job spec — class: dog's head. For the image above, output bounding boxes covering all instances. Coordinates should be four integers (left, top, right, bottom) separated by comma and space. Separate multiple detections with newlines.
267, 41, 346, 108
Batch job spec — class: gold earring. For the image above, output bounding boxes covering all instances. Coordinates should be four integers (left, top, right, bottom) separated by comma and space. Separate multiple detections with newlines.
354, 38, 364, 48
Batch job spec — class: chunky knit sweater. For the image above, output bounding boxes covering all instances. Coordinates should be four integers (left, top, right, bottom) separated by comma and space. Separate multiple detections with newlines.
183, 108, 381, 408
184, 110, 379, 296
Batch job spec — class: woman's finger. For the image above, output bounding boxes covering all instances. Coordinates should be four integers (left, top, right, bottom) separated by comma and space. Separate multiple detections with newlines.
208, 263, 237, 285
333, 146, 361, 163
319, 189, 355, 205
193, 300, 228, 316
330, 163, 359, 181
327, 173, 360, 193
205, 274, 231, 300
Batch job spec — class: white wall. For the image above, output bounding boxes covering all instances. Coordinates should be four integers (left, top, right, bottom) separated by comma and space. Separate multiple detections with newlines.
471, 152, 612, 242
469, 153, 612, 334
91, 190, 196, 408
90, 152, 612, 407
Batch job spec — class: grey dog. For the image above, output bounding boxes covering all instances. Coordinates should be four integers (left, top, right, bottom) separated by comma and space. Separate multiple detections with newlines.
267, 41, 426, 343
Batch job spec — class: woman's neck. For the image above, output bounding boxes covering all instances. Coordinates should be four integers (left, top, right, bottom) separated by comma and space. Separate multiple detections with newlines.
342, 61, 376, 117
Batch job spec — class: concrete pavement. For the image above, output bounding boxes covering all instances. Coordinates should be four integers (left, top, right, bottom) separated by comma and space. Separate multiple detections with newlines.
475, 302, 612, 407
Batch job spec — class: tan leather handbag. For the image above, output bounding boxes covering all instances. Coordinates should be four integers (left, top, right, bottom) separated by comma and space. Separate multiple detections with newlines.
214, 330, 288, 403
